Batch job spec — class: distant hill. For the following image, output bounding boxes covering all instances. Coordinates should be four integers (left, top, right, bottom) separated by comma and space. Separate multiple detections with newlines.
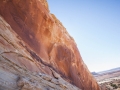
97, 67, 120, 75
93, 67, 120, 82
91, 72, 99, 76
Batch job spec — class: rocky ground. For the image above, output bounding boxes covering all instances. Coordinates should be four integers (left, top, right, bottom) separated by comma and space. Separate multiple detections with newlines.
99, 77, 120, 90
93, 70, 120, 90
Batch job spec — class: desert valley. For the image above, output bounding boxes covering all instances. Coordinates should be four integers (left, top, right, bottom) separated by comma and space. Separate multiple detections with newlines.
92, 67, 120, 90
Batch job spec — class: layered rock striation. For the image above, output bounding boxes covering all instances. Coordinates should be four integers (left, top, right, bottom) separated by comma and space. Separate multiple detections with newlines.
0, 0, 100, 90
0, 15, 80, 90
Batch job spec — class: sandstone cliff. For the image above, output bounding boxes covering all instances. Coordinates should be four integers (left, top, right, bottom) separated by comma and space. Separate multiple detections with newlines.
0, 0, 100, 90
0, 16, 80, 90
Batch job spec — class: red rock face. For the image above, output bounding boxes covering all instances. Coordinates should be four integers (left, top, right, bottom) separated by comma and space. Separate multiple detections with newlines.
0, 0, 100, 89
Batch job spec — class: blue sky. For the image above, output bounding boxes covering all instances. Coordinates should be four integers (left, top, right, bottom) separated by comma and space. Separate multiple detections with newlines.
47, 0, 120, 72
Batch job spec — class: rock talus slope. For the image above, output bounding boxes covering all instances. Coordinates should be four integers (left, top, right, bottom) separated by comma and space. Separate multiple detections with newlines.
0, 0, 100, 90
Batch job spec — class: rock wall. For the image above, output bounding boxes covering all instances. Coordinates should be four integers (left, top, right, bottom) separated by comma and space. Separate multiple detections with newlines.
0, 0, 100, 90
0, 15, 80, 90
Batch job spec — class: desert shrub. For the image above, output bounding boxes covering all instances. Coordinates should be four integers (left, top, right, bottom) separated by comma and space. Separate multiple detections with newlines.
110, 83, 118, 89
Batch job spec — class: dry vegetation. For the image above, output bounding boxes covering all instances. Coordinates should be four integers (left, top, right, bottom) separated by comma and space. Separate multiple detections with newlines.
99, 77, 120, 90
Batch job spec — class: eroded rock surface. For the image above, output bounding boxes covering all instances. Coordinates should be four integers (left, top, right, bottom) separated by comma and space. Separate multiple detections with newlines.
0, 0, 100, 90
0, 16, 80, 90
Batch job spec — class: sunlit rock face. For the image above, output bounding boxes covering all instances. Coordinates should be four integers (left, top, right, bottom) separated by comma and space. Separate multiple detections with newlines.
0, 16, 81, 90
0, 0, 100, 89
